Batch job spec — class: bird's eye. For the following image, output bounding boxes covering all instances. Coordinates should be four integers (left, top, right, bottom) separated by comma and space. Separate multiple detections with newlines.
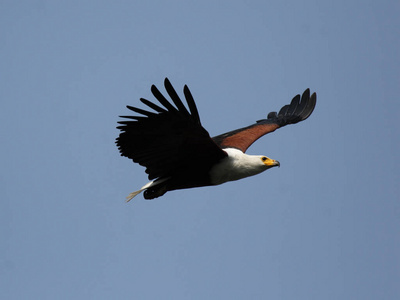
262, 157, 267, 161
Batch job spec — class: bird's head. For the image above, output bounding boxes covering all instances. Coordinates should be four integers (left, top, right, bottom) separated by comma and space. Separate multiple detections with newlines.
260, 156, 280, 169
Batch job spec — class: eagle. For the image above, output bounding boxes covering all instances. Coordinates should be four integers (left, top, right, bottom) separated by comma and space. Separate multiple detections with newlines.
116, 78, 316, 201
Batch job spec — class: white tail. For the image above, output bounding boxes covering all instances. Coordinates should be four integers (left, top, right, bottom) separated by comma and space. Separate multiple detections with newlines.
125, 178, 169, 202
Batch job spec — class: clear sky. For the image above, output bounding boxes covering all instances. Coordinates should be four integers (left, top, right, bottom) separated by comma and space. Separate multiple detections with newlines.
1, 1, 399, 299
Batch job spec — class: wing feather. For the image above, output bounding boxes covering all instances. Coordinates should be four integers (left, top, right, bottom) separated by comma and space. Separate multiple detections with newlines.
140, 98, 166, 113
126, 105, 157, 117
183, 85, 201, 125
164, 78, 190, 115
150, 84, 178, 112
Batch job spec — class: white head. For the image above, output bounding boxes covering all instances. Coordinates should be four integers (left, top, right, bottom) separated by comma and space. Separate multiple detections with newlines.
209, 148, 280, 185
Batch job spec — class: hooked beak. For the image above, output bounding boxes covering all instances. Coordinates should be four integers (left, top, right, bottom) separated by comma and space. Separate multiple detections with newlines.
263, 157, 280, 168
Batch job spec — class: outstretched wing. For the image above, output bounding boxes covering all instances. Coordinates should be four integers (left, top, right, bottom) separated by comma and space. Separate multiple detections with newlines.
116, 78, 227, 180
212, 89, 316, 152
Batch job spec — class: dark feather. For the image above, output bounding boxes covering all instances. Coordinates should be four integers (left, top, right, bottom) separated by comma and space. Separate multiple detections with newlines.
183, 85, 201, 125
150, 84, 178, 112
164, 78, 190, 115
126, 105, 156, 117
140, 98, 166, 113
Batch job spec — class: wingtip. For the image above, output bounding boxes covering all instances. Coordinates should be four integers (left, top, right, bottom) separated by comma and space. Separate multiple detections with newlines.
302, 88, 310, 100
311, 91, 317, 102
300, 89, 317, 121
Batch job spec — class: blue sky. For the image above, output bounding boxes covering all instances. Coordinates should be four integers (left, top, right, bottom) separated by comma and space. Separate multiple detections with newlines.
1, 0, 399, 299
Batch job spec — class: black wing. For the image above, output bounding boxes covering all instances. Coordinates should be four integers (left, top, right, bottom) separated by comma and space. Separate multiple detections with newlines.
212, 89, 316, 152
116, 78, 227, 180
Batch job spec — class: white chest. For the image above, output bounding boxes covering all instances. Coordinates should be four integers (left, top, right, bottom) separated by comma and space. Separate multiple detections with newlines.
209, 148, 268, 185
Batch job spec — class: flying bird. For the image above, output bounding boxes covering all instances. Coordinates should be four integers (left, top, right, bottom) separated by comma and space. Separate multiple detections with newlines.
116, 78, 316, 201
